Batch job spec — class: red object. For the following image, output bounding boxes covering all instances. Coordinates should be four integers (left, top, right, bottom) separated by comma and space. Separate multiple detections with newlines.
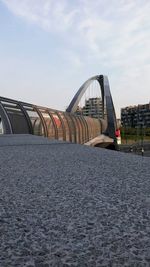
115, 129, 120, 137
53, 116, 61, 128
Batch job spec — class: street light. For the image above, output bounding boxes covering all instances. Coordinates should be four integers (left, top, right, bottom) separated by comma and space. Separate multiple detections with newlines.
141, 122, 144, 156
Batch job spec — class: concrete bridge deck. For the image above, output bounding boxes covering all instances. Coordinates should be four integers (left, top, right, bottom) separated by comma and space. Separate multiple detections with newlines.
0, 135, 150, 266
84, 134, 114, 148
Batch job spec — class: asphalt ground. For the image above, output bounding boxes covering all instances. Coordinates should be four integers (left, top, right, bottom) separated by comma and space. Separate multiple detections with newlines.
0, 135, 150, 267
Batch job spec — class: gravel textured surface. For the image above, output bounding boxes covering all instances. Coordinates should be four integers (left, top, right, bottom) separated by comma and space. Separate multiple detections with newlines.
0, 134, 150, 267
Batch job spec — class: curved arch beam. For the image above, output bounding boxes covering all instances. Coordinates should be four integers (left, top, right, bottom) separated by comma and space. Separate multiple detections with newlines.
98, 75, 117, 141
66, 75, 117, 144
0, 102, 13, 134
66, 76, 99, 113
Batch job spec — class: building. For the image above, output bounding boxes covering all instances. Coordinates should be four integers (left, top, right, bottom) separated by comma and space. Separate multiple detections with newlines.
121, 103, 150, 128
76, 97, 103, 119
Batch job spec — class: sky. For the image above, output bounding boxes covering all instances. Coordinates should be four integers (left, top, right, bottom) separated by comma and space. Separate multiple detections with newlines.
0, 0, 150, 118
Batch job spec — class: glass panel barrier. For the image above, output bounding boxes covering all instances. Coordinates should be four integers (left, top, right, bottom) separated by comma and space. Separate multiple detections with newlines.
79, 116, 88, 143
71, 115, 80, 144
90, 118, 95, 138
51, 112, 64, 141
91, 118, 96, 138
0, 97, 103, 142
40, 110, 56, 139
65, 113, 76, 143
23, 106, 44, 136
92, 118, 101, 137
75, 116, 83, 144
58, 112, 70, 142
82, 116, 89, 142
0, 116, 4, 134
2, 102, 30, 134
84, 117, 93, 140
94, 119, 101, 136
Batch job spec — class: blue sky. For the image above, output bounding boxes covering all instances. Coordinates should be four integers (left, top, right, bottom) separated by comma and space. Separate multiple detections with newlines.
0, 0, 150, 117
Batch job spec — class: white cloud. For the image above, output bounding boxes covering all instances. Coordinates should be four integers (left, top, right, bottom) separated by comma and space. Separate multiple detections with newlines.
2, 0, 78, 31
1, 0, 150, 116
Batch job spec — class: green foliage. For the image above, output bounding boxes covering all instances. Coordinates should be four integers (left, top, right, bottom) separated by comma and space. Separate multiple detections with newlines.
121, 127, 150, 137
120, 127, 150, 144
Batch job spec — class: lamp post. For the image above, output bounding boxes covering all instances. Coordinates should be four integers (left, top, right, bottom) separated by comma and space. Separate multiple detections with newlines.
125, 124, 127, 144
141, 122, 144, 156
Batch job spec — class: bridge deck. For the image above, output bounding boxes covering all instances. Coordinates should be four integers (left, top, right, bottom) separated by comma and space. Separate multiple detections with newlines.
0, 135, 150, 266
84, 134, 113, 147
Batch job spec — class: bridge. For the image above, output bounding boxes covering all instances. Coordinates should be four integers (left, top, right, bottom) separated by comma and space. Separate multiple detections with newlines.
0, 75, 118, 149
0, 74, 149, 266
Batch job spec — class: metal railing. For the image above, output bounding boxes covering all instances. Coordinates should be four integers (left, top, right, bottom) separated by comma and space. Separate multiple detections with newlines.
0, 96, 105, 144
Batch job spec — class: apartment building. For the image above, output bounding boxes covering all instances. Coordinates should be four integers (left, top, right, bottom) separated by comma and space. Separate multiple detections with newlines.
121, 103, 150, 127
76, 97, 103, 119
